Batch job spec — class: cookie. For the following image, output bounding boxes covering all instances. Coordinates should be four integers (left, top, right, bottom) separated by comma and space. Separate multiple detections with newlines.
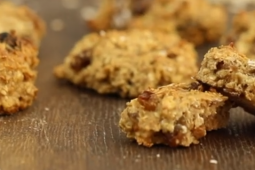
119, 81, 232, 147
0, 2, 46, 46
84, 0, 227, 46
221, 11, 255, 59
0, 32, 39, 114
54, 29, 198, 98
196, 45, 255, 114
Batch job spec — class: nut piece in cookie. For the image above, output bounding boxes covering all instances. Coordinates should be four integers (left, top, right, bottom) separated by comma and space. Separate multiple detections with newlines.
196, 45, 255, 114
119, 82, 231, 147
221, 11, 255, 59
0, 32, 39, 114
54, 29, 198, 98
0, 2, 46, 46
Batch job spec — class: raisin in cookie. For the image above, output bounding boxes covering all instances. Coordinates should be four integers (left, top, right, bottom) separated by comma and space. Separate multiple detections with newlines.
119, 82, 232, 147
0, 32, 39, 114
54, 29, 198, 98
0, 2, 46, 46
84, 0, 227, 46
196, 45, 255, 114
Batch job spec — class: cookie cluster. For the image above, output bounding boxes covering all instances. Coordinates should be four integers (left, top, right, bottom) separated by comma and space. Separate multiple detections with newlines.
120, 45, 255, 147
3, 0, 255, 149
54, 0, 255, 147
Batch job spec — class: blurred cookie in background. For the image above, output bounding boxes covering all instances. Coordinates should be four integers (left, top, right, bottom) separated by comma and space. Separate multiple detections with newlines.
209, 0, 255, 13
221, 10, 255, 59
0, 1, 46, 47
82, 0, 228, 46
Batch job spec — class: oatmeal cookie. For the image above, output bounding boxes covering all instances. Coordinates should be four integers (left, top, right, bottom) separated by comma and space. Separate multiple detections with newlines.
84, 0, 227, 46
196, 45, 255, 114
222, 11, 255, 59
119, 81, 231, 147
0, 32, 39, 114
0, 2, 46, 46
54, 29, 198, 98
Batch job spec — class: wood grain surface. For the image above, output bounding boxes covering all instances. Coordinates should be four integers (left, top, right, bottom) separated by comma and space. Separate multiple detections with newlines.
0, 0, 255, 170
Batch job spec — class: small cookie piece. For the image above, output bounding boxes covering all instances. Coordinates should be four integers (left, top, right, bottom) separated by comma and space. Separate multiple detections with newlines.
119, 82, 231, 147
222, 11, 255, 59
0, 2, 46, 46
54, 29, 198, 98
84, 0, 227, 46
196, 45, 255, 114
0, 32, 39, 114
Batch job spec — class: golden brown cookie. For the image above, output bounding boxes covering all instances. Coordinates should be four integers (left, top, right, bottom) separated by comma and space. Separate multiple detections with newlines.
54, 29, 198, 98
119, 81, 232, 147
0, 2, 46, 46
196, 45, 255, 114
0, 32, 39, 114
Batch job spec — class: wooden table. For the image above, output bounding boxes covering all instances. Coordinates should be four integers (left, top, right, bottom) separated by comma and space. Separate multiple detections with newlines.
0, 0, 255, 169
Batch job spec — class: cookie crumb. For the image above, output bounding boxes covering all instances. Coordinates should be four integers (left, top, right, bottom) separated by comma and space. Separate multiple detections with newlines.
44, 107, 50, 111
99, 30, 106, 37
156, 154, 160, 158
80, 6, 97, 20
209, 159, 218, 164
135, 159, 140, 163
50, 19, 65, 32
61, 0, 80, 10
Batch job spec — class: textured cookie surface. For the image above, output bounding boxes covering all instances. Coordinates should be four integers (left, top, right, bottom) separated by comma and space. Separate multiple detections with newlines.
0, 2, 46, 46
119, 82, 231, 147
0, 32, 39, 114
196, 45, 255, 114
84, 0, 227, 46
54, 29, 198, 98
